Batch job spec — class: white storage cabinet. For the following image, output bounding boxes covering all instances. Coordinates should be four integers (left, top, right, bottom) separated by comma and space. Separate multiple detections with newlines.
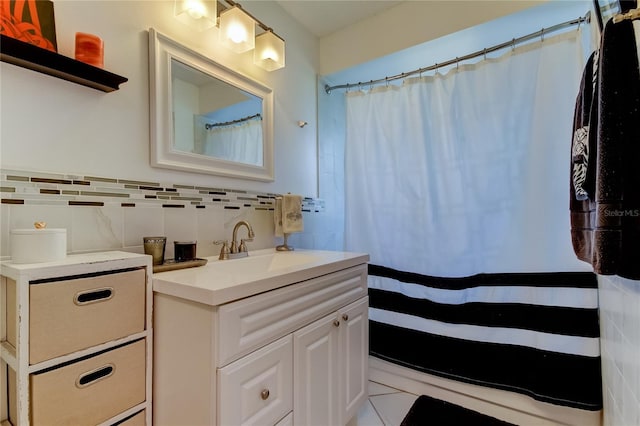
0, 251, 153, 425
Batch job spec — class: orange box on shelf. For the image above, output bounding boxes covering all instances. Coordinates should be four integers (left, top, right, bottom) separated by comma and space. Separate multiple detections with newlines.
75, 31, 104, 68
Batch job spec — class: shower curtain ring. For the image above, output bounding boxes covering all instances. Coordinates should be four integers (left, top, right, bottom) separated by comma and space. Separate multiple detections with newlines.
541, 28, 545, 42
456, 58, 459, 70
483, 48, 487, 60
511, 38, 516, 51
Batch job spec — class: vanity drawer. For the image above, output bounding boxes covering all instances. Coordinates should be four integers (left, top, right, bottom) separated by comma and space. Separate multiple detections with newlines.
218, 335, 293, 426
27, 268, 146, 364
217, 264, 367, 366
30, 339, 146, 425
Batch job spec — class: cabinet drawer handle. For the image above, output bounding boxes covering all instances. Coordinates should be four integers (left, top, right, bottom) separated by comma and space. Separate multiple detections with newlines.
333, 319, 340, 327
342, 314, 349, 321
261, 389, 270, 400
74, 287, 114, 305
76, 364, 115, 388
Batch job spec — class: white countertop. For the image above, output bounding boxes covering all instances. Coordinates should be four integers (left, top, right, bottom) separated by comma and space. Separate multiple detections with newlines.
152, 248, 369, 306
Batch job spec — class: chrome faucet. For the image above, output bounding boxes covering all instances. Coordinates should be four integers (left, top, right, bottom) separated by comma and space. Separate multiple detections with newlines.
215, 220, 255, 260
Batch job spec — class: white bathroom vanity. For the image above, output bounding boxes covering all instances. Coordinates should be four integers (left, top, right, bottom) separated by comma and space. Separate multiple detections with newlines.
152, 248, 370, 426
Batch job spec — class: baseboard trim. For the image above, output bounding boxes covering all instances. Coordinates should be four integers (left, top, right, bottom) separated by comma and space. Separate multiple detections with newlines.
369, 356, 602, 426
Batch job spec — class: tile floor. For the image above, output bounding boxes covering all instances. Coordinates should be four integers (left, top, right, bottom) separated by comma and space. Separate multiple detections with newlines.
348, 381, 419, 426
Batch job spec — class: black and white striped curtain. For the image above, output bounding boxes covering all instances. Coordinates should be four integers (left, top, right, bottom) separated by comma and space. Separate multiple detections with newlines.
368, 266, 602, 409
343, 26, 602, 409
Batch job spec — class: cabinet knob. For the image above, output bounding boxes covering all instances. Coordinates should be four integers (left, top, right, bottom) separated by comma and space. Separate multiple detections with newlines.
333, 319, 340, 327
261, 389, 270, 400
342, 314, 349, 321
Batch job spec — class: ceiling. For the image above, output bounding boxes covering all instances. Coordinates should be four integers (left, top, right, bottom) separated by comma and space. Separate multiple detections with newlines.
275, 1, 403, 37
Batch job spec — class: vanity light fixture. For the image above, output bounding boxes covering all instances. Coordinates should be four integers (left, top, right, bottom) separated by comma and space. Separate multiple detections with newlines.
254, 29, 285, 71
174, 0, 217, 31
218, 4, 255, 53
174, 0, 286, 71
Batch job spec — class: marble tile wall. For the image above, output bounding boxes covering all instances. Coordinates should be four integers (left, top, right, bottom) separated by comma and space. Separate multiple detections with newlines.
0, 169, 325, 261
598, 274, 640, 426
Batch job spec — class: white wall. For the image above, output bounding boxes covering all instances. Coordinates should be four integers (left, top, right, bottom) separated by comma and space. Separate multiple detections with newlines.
0, 0, 321, 260
319, 0, 547, 75
324, 1, 592, 87
0, 0, 318, 196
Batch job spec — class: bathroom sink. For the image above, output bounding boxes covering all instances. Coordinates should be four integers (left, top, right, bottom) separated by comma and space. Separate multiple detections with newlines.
204, 251, 328, 275
152, 248, 369, 306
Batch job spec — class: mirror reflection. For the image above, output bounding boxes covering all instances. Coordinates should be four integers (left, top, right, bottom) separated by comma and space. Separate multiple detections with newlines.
171, 59, 264, 167
149, 28, 274, 181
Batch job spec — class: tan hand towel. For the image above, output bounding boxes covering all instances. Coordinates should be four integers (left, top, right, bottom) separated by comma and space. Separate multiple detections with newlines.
274, 197, 284, 237
281, 194, 303, 234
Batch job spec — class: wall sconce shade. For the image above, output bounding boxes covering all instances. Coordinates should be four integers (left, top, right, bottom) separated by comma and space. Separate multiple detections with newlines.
254, 30, 285, 71
219, 6, 255, 53
174, 0, 217, 31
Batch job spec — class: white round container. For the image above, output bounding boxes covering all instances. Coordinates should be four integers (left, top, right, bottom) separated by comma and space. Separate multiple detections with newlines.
11, 228, 67, 264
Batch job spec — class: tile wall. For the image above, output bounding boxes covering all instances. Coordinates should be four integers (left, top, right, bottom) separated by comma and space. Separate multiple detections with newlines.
598, 274, 640, 426
0, 169, 325, 261
317, 79, 347, 252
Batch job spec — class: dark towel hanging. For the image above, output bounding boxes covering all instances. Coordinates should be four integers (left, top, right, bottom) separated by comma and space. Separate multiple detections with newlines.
570, 18, 640, 279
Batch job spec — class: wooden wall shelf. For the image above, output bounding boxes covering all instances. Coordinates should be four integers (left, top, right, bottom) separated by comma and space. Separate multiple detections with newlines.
0, 34, 128, 92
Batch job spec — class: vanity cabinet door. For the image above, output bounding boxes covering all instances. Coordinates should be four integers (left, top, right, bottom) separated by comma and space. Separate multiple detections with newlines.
293, 311, 341, 426
339, 297, 369, 425
293, 296, 369, 426
218, 335, 293, 426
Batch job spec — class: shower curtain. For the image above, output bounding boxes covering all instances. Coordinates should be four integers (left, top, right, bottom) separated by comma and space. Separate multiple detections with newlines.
203, 116, 263, 166
344, 29, 602, 409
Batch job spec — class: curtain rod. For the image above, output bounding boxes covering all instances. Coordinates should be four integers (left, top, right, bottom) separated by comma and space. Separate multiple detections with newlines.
205, 113, 261, 129
324, 12, 590, 94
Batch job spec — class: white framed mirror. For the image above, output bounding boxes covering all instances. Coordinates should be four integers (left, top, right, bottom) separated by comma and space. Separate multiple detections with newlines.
149, 28, 274, 181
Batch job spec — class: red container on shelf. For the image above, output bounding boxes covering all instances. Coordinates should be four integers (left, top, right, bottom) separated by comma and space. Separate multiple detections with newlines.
75, 32, 103, 68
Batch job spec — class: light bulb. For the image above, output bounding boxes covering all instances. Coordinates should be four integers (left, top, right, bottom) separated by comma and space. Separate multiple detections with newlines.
186, 1, 206, 19
218, 6, 255, 53
228, 24, 247, 44
254, 30, 285, 71
174, 0, 216, 31
259, 48, 277, 61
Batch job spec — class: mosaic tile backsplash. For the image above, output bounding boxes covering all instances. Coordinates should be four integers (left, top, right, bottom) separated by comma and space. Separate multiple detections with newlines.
0, 169, 324, 261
